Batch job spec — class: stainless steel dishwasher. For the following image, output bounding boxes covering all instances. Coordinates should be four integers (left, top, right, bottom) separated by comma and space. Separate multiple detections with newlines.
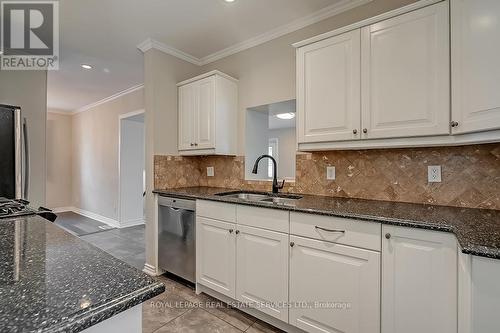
158, 196, 195, 283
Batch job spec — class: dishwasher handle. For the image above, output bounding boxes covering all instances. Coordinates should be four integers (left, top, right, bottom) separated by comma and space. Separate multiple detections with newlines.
158, 196, 196, 211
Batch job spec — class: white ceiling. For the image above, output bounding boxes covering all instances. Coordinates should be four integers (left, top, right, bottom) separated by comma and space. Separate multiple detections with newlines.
48, 0, 366, 112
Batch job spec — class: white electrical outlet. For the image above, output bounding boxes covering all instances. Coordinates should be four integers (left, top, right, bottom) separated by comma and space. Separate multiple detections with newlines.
207, 167, 214, 177
327, 166, 336, 180
428, 165, 442, 183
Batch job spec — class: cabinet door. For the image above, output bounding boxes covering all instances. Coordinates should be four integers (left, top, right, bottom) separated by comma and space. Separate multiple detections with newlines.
236, 225, 289, 321
289, 236, 380, 333
196, 76, 216, 149
297, 29, 361, 143
196, 217, 235, 298
382, 225, 457, 333
451, 0, 500, 134
178, 84, 196, 150
361, 2, 449, 139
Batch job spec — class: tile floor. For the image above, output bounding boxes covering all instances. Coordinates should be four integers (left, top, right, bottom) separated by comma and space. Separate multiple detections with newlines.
57, 212, 284, 333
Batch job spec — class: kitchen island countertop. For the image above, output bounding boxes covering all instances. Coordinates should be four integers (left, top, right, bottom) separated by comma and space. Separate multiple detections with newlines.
0, 215, 164, 333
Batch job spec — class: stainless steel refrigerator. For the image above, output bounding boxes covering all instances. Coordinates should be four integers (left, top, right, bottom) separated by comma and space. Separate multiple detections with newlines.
0, 104, 29, 200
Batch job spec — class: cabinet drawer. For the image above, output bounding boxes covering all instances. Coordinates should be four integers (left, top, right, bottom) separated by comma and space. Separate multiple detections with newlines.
290, 212, 381, 251
237, 205, 289, 233
196, 200, 236, 222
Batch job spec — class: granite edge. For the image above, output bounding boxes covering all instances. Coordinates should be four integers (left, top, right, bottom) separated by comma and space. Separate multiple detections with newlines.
46, 282, 165, 333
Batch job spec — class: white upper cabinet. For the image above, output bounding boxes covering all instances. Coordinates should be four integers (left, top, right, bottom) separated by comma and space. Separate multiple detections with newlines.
178, 71, 238, 155
382, 225, 457, 333
295, 0, 500, 150
451, 0, 500, 134
361, 2, 450, 139
196, 77, 216, 149
178, 83, 197, 151
297, 29, 361, 143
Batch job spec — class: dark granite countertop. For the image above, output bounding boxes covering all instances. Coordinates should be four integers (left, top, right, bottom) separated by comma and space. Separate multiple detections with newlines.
154, 186, 500, 260
0, 215, 165, 333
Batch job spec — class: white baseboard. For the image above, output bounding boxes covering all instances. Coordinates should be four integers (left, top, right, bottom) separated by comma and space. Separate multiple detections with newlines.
51, 206, 75, 213
72, 208, 120, 228
143, 263, 163, 276
54, 206, 120, 229
52, 207, 144, 230
120, 217, 145, 228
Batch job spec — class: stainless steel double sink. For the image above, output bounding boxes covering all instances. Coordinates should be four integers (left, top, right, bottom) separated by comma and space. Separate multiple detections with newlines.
215, 191, 302, 206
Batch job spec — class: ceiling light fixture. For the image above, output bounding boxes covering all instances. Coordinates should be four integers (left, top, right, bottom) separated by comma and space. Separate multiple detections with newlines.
81, 64, 93, 70
224, 0, 236, 2
276, 113, 295, 120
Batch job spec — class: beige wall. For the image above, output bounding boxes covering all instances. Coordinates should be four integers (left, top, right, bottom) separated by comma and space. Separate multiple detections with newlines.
143, 49, 200, 270
46, 111, 73, 208
72, 88, 144, 221
0, 70, 47, 207
200, 0, 418, 155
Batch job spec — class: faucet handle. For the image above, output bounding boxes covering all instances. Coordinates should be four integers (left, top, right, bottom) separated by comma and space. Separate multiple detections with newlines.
277, 179, 286, 189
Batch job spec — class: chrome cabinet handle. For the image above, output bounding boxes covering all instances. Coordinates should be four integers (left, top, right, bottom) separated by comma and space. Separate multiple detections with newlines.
290, 242, 295, 247
451, 121, 459, 128
353, 129, 358, 135
385, 233, 391, 239
315, 226, 345, 233
235, 230, 240, 235
229, 229, 234, 234
363, 128, 368, 134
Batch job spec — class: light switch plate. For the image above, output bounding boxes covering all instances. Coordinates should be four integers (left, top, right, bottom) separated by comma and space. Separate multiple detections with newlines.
327, 166, 336, 180
207, 167, 214, 177
428, 165, 442, 183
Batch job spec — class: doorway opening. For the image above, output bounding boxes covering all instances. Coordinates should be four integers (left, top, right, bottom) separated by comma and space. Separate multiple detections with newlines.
119, 110, 145, 227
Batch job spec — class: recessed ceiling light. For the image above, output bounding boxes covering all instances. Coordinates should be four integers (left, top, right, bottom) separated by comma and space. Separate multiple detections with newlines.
276, 112, 295, 120
224, 0, 236, 2
81, 64, 93, 70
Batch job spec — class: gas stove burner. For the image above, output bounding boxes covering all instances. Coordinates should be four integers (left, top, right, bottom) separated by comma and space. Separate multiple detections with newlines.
0, 198, 37, 219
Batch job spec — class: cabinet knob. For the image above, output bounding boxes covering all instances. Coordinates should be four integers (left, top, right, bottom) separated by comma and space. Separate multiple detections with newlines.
353, 129, 358, 135
290, 242, 295, 247
194, 143, 198, 146
363, 128, 368, 134
190, 143, 194, 146
451, 121, 459, 128
229, 229, 234, 234
385, 233, 391, 240
235, 230, 240, 235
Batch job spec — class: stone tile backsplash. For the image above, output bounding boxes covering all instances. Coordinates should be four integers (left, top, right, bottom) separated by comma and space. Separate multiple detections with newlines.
154, 143, 500, 210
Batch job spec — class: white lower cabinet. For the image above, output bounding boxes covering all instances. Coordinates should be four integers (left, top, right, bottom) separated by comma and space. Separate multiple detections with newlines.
196, 202, 460, 333
289, 236, 380, 333
382, 225, 457, 333
236, 225, 289, 321
196, 217, 236, 298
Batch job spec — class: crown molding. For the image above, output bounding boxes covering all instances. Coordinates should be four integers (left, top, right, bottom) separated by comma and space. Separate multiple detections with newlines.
137, 0, 372, 66
137, 38, 202, 66
293, 0, 442, 48
73, 84, 144, 115
47, 109, 73, 115
198, 0, 373, 65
